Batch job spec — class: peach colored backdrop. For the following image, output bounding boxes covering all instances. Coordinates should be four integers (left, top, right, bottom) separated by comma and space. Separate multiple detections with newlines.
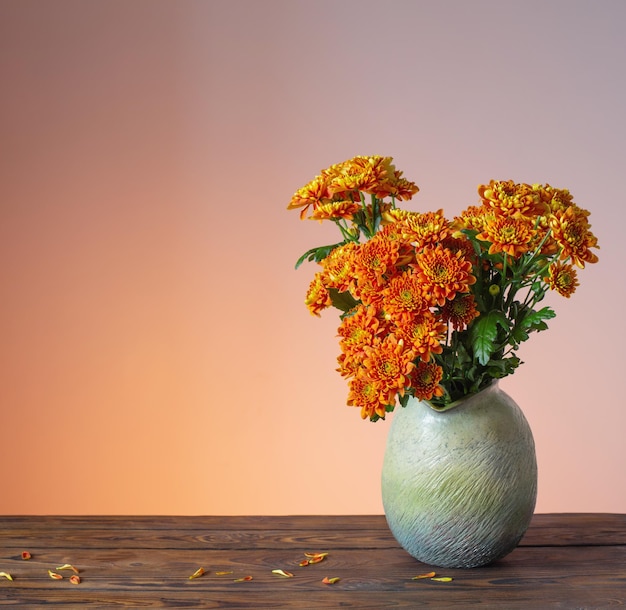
1, 0, 624, 515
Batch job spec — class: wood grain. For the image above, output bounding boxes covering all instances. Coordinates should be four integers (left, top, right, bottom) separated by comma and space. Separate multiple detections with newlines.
0, 514, 624, 608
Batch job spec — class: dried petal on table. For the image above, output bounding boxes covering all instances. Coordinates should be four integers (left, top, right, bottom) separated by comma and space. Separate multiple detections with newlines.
322, 576, 340, 584
56, 564, 80, 574
233, 575, 253, 582
21, 551, 32, 560
215, 571, 233, 575
431, 576, 453, 582
69, 575, 81, 585
271, 569, 294, 578
188, 567, 205, 580
0, 572, 13, 581
48, 570, 63, 580
412, 571, 437, 580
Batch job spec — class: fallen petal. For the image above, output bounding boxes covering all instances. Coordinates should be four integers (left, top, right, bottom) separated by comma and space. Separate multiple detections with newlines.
431, 576, 453, 582
69, 575, 81, 585
56, 564, 79, 574
215, 571, 233, 576
188, 567, 205, 580
322, 576, 340, 584
271, 569, 294, 578
48, 570, 63, 580
304, 552, 328, 559
307, 555, 327, 565
298, 559, 309, 567
412, 571, 437, 580
233, 575, 253, 582
21, 551, 32, 560
0, 572, 13, 581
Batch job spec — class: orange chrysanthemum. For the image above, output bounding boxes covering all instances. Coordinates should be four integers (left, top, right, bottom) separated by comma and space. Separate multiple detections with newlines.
381, 270, 428, 322
454, 205, 494, 233
321, 242, 358, 293
347, 377, 387, 420
476, 215, 536, 258
309, 200, 361, 222
394, 312, 447, 362
478, 180, 548, 218
327, 155, 394, 197
287, 174, 331, 219
337, 305, 382, 359
360, 335, 415, 407
549, 206, 599, 268
440, 293, 480, 331
413, 245, 476, 307
351, 234, 400, 288
545, 262, 579, 298
398, 210, 450, 249
411, 361, 444, 401
305, 273, 332, 316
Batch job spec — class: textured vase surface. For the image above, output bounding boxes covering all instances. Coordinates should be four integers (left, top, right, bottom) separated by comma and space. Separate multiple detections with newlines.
381, 382, 537, 568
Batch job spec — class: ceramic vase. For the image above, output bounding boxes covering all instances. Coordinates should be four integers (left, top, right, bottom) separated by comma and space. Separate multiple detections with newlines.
381, 382, 537, 568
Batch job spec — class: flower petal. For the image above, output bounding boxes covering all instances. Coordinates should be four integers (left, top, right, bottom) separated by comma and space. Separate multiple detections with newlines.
21, 551, 31, 560
0, 572, 13, 581
69, 575, 81, 585
48, 570, 63, 580
271, 569, 294, 578
233, 575, 253, 582
412, 571, 436, 580
188, 567, 205, 580
322, 576, 340, 584
431, 576, 453, 582
56, 564, 79, 574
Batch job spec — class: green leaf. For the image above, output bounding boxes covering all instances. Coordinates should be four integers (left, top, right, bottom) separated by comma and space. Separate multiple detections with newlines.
294, 241, 346, 269
328, 288, 358, 313
520, 306, 556, 332
471, 311, 509, 366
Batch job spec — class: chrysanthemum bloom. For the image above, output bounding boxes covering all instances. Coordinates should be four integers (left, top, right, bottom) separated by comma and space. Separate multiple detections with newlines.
440, 293, 480, 331
541, 184, 576, 214
287, 174, 331, 219
394, 312, 447, 362
411, 361, 444, 402
398, 210, 450, 249
351, 234, 401, 289
305, 272, 332, 316
327, 155, 395, 197
381, 270, 429, 322
321, 242, 359, 293
441, 235, 477, 265
347, 376, 387, 420
476, 215, 537, 258
309, 200, 361, 222
454, 205, 494, 233
360, 335, 415, 407
478, 180, 548, 218
545, 262, 579, 298
337, 305, 383, 369
549, 206, 599, 268
413, 245, 476, 307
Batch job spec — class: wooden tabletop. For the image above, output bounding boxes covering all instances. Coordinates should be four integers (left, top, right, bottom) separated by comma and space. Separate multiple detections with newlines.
0, 513, 624, 608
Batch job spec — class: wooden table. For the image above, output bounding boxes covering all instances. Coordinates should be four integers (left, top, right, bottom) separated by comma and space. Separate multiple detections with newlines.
0, 514, 624, 608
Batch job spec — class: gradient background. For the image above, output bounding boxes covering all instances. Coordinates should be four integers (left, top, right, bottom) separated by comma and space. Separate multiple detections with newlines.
1, 0, 624, 515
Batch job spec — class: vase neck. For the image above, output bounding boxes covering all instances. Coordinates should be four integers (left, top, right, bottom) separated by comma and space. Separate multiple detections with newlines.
424, 381, 499, 413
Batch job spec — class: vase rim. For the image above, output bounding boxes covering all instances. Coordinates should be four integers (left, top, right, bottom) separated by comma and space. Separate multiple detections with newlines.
424, 380, 499, 413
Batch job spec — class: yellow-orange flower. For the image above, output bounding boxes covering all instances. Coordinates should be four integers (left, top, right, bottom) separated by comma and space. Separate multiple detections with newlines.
305, 273, 332, 316
321, 242, 358, 293
381, 270, 428, 322
287, 174, 330, 219
347, 377, 386, 420
478, 180, 548, 217
411, 361, 444, 401
414, 245, 476, 306
327, 155, 394, 197
394, 312, 447, 362
549, 206, 599, 268
476, 215, 536, 258
440, 293, 480, 331
337, 305, 382, 363
309, 200, 361, 222
360, 335, 415, 407
454, 205, 494, 233
398, 210, 450, 249
545, 262, 579, 298
351, 234, 400, 288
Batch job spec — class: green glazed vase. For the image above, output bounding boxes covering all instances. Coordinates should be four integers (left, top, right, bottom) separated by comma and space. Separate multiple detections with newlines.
381, 382, 537, 568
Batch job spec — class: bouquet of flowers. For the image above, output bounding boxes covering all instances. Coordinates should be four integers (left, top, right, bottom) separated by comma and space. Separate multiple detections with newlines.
288, 156, 599, 421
